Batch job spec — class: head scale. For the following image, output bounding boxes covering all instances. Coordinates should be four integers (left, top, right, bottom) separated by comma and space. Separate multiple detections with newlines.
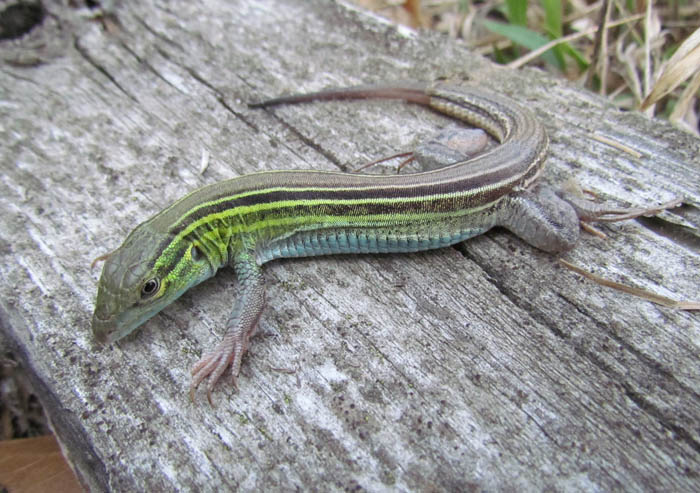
92, 223, 214, 344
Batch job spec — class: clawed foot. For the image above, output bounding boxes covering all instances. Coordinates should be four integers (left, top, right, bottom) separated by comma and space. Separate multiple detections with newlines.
565, 194, 683, 238
558, 181, 683, 224
189, 253, 265, 404
572, 197, 682, 223
189, 332, 251, 405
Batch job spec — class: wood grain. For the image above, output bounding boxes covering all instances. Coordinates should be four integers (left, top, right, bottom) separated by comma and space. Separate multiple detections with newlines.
0, 0, 698, 490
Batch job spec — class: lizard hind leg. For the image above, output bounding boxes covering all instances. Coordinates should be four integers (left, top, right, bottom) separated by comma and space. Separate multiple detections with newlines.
355, 124, 489, 173
412, 125, 489, 171
497, 186, 581, 254
497, 185, 682, 254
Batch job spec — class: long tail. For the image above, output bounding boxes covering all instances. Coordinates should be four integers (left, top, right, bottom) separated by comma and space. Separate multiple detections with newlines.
248, 83, 431, 108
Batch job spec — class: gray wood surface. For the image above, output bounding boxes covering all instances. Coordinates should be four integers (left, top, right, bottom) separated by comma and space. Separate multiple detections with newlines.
1, 0, 698, 490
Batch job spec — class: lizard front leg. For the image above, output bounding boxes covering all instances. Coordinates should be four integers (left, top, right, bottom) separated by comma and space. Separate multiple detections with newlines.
190, 251, 265, 404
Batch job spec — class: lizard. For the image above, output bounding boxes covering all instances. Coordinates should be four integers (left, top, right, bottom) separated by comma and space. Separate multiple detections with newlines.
91, 83, 676, 402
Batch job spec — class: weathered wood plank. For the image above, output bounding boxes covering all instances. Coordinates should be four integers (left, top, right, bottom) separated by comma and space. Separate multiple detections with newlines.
0, 0, 698, 490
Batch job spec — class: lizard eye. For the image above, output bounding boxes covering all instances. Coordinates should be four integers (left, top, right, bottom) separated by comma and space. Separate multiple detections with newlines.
141, 278, 160, 298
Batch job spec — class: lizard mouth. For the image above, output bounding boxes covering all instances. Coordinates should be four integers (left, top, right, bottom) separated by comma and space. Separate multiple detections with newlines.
92, 314, 117, 344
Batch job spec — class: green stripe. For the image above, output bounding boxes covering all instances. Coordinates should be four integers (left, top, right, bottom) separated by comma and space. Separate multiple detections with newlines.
174, 190, 487, 239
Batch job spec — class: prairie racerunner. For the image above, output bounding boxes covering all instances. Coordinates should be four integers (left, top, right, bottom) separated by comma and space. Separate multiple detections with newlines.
92, 83, 672, 401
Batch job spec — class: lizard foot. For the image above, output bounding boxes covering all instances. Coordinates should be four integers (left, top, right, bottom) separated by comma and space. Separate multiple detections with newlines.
189, 331, 250, 405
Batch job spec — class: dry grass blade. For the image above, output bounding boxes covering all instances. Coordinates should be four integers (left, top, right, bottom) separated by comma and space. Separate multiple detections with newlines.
669, 70, 700, 131
641, 26, 700, 110
590, 133, 643, 158
559, 260, 699, 310
350, 1, 699, 132
585, 0, 613, 94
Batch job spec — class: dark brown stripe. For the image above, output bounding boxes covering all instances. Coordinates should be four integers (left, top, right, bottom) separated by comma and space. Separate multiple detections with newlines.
167, 174, 515, 237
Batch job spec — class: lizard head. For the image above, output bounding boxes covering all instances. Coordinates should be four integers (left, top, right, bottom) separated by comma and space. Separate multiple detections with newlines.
92, 223, 215, 344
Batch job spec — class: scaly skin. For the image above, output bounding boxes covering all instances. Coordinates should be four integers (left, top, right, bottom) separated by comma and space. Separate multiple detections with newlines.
92, 83, 671, 402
